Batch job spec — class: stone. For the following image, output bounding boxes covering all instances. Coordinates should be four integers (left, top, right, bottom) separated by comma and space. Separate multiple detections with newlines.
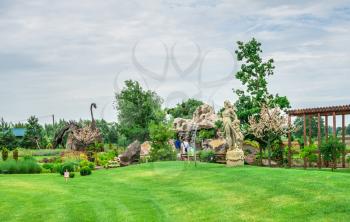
140, 141, 151, 156
173, 104, 219, 133
192, 104, 218, 129
243, 144, 258, 165
207, 139, 228, 154
226, 149, 244, 167
118, 140, 141, 167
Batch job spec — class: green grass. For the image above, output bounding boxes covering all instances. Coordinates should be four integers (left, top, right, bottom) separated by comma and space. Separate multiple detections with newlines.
1, 162, 350, 222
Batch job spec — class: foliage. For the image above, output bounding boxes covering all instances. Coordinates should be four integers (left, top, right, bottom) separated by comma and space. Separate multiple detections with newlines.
198, 150, 216, 163
13, 148, 19, 161
2, 147, 9, 161
0, 159, 42, 174
80, 166, 92, 176
69, 172, 75, 178
22, 116, 44, 149
244, 139, 260, 149
59, 162, 77, 175
79, 160, 96, 170
248, 105, 291, 166
97, 151, 117, 167
166, 99, 203, 119
293, 116, 325, 139
61, 151, 87, 163
320, 137, 346, 170
149, 121, 176, 162
197, 129, 216, 141
234, 38, 290, 125
115, 80, 163, 143
0, 129, 17, 150
300, 144, 318, 163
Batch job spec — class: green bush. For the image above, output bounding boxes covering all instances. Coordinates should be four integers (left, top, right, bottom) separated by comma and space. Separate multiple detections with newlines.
80, 166, 92, 176
13, 148, 19, 161
42, 163, 55, 173
69, 172, 75, 178
199, 150, 216, 163
320, 137, 346, 170
300, 144, 318, 163
149, 122, 176, 162
79, 160, 95, 170
2, 147, 9, 161
0, 159, 42, 174
59, 162, 76, 175
198, 129, 216, 141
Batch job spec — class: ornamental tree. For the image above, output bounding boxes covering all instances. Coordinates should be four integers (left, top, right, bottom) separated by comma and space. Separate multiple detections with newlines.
234, 38, 290, 126
248, 105, 292, 167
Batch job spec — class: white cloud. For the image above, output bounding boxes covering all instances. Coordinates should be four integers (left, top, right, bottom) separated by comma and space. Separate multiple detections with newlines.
0, 0, 349, 123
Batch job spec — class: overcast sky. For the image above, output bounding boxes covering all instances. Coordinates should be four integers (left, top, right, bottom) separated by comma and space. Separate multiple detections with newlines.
0, 0, 349, 123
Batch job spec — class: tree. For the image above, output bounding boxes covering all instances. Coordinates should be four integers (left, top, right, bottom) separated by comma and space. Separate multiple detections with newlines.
347, 124, 350, 135
22, 116, 43, 149
0, 130, 17, 150
248, 105, 291, 167
293, 116, 325, 139
115, 80, 163, 143
320, 137, 345, 170
234, 38, 290, 125
149, 121, 176, 161
166, 99, 203, 119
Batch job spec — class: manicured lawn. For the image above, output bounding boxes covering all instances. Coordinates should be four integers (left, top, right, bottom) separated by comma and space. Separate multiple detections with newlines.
1, 162, 350, 222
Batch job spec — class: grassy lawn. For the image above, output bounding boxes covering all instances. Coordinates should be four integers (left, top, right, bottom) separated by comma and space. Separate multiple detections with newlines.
1, 162, 350, 222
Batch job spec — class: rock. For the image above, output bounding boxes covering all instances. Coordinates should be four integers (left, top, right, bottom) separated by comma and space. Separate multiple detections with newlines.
226, 149, 244, 167
140, 141, 151, 156
243, 144, 258, 165
119, 140, 141, 167
192, 104, 218, 130
173, 104, 219, 133
207, 139, 228, 154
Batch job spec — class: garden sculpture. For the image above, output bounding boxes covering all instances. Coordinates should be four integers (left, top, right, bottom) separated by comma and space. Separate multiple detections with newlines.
222, 100, 244, 166
53, 103, 102, 150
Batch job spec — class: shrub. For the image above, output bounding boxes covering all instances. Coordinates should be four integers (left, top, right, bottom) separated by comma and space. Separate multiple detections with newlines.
149, 122, 176, 162
13, 148, 19, 161
79, 160, 95, 170
80, 166, 92, 176
97, 151, 116, 167
320, 137, 346, 170
0, 159, 42, 174
198, 129, 216, 141
199, 150, 216, 163
300, 144, 318, 163
2, 147, 9, 161
59, 162, 76, 175
69, 172, 75, 178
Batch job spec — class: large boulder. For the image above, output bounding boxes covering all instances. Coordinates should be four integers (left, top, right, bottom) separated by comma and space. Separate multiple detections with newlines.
140, 141, 151, 156
119, 140, 141, 167
192, 104, 218, 129
173, 104, 219, 133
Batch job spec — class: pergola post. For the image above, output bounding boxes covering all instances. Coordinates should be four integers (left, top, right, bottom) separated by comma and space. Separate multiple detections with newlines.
303, 114, 307, 168
342, 114, 346, 168
325, 115, 328, 142
333, 112, 337, 169
288, 114, 292, 168
303, 114, 307, 146
333, 112, 336, 138
317, 113, 321, 168
308, 115, 312, 145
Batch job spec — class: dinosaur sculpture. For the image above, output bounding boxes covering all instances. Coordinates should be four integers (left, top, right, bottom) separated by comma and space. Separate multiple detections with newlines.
53, 103, 102, 151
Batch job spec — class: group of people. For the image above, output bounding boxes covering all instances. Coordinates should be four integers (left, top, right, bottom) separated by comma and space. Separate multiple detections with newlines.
174, 138, 193, 154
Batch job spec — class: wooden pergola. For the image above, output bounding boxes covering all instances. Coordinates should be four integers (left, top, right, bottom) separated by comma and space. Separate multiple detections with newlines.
286, 105, 350, 168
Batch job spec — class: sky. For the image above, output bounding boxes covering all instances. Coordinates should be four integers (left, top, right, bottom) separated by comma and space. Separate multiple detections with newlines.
0, 0, 349, 123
